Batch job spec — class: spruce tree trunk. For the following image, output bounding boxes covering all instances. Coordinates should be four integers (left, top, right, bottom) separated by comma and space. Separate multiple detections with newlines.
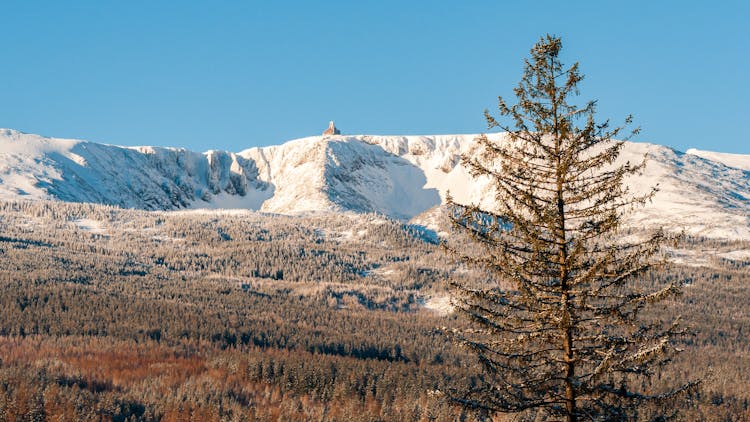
559, 177, 576, 422
551, 57, 577, 422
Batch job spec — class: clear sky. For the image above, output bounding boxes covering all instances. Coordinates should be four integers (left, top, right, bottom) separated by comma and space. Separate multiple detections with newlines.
1, 1, 748, 153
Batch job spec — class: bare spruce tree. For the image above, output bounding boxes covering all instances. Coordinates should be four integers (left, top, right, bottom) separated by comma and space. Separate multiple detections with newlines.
446, 35, 696, 421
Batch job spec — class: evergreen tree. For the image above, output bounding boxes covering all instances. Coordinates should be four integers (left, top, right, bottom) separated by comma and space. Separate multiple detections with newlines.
446, 35, 697, 421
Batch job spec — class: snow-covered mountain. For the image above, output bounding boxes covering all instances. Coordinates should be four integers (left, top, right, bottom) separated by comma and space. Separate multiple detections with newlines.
1, 128, 748, 239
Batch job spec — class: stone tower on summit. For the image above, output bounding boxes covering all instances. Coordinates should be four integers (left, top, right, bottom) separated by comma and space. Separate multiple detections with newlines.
322, 121, 341, 136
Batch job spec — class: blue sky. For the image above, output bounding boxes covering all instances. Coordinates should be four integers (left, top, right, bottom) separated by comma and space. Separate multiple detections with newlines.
1, 1, 748, 153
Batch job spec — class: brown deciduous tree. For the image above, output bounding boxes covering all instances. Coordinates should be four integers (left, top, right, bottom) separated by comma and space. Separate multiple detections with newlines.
447, 35, 696, 421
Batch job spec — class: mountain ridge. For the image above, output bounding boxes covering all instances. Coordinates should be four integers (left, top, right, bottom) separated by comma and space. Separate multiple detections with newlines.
1, 128, 748, 239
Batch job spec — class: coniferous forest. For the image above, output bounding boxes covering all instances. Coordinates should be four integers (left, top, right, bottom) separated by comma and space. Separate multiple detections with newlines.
0, 200, 747, 420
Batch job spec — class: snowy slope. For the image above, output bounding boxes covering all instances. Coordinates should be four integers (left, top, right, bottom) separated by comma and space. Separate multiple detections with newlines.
238, 136, 444, 219
623, 144, 750, 239
685, 148, 750, 171
0, 128, 748, 239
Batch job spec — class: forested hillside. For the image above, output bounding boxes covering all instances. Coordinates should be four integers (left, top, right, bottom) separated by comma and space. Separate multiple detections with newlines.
0, 201, 747, 420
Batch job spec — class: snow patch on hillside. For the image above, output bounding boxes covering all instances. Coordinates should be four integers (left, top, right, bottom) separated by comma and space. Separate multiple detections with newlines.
718, 249, 750, 262
421, 295, 454, 315
71, 218, 107, 234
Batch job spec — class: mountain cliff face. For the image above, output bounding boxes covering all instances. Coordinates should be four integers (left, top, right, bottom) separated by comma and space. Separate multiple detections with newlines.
1, 128, 748, 239
0, 129, 270, 210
